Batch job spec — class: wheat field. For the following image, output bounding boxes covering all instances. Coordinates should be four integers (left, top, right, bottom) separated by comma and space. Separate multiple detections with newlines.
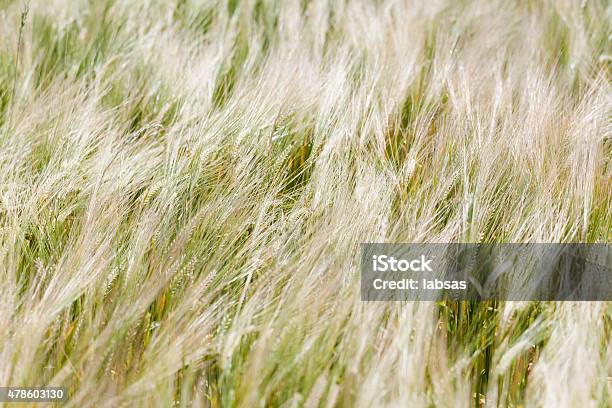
0, 0, 610, 406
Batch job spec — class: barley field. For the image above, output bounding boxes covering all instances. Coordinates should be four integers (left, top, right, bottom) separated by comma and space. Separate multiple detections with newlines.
0, 0, 610, 406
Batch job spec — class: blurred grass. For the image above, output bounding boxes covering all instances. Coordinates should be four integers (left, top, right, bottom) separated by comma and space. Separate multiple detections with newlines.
0, 0, 610, 407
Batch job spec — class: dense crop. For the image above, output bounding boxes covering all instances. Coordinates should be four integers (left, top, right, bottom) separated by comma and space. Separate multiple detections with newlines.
0, 0, 610, 406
